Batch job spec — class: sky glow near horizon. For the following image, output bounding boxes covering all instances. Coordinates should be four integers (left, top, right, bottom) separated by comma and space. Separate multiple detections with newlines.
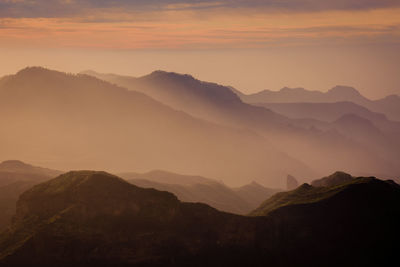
0, 0, 399, 98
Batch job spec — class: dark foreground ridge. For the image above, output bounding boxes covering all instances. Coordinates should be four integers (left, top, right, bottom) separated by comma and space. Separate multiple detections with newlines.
0, 171, 399, 266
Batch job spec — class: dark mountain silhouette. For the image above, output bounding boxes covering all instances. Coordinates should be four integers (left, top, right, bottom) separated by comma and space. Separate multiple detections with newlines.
0, 67, 313, 187
1, 171, 399, 266
83, 70, 400, 180
250, 172, 399, 217
122, 170, 280, 214
311, 171, 353, 187
0, 160, 61, 230
286, 174, 299, 190
0, 180, 37, 231
239, 85, 400, 121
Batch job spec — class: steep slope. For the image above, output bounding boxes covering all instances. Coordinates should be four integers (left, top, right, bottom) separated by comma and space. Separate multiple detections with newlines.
0, 160, 62, 230
0, 180, 37, 230
84, 70, 400, 180
0, 67, 315, 187
1, 171, 399, 266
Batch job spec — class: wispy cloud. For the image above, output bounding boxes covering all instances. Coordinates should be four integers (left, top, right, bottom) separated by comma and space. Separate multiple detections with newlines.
1, 0, 400, 18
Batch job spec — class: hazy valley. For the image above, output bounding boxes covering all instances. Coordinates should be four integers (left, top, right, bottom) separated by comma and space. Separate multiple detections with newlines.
0, 66, 399, 266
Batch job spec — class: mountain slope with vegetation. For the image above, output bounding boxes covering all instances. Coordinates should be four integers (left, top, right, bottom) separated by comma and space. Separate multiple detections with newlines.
0, 171, 399, 266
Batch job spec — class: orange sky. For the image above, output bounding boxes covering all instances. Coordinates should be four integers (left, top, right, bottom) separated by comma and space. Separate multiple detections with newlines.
0, 1, 399, 98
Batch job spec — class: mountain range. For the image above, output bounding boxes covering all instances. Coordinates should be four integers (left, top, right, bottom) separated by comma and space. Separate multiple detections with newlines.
0, 160, 279, 233
121, 170, 280, 214
0, 67, 315, 187
83, 69, 400, 180
0, 170, 398, 266
236, 85, 400, 121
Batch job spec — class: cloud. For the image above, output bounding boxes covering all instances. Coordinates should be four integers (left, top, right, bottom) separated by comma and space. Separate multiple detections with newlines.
0, 0, 400, 18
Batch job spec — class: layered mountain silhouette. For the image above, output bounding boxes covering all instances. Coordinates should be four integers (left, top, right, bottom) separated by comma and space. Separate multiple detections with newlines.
82, 70, 292, 131
0, 67, 315, 187
121, 170, 279, 214
83, 69, 400, 179
0, 171, 398, 266
238, 85, 400, 121
0, 160, 61, 230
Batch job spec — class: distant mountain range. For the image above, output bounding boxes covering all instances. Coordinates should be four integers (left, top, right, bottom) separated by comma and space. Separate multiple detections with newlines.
0, 67, 316, 187
0, 170, 398, 266
83, 69, 400, 180
0, 67, 399, 185
121, 170, 280, 214
235, 85, 400, 121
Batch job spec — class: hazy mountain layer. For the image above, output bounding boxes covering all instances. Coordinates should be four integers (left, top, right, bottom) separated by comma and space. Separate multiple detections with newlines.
0, 67, 313, 187
239, 86, 400, 121
123, 170, 279, 214
84, 70, 400, 180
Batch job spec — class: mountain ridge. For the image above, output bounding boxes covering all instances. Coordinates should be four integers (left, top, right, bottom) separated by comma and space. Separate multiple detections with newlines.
1, 170, 399, 266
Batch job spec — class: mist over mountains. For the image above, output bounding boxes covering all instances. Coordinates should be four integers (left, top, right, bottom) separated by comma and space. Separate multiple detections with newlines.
1, 67, 315, 187
237, 85, 400, 121
83, 69, 400, 181
0, 66, 399, 266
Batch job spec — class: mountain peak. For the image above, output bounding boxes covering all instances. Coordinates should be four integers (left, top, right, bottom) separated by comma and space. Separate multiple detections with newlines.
147, 70, 195, 81
15, 66, 59, 77
0, 160, 30, 168
15, 171, 179, 224
328, 85, 361, 96
311, 171, 353, 187
0, 160, 60, 177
